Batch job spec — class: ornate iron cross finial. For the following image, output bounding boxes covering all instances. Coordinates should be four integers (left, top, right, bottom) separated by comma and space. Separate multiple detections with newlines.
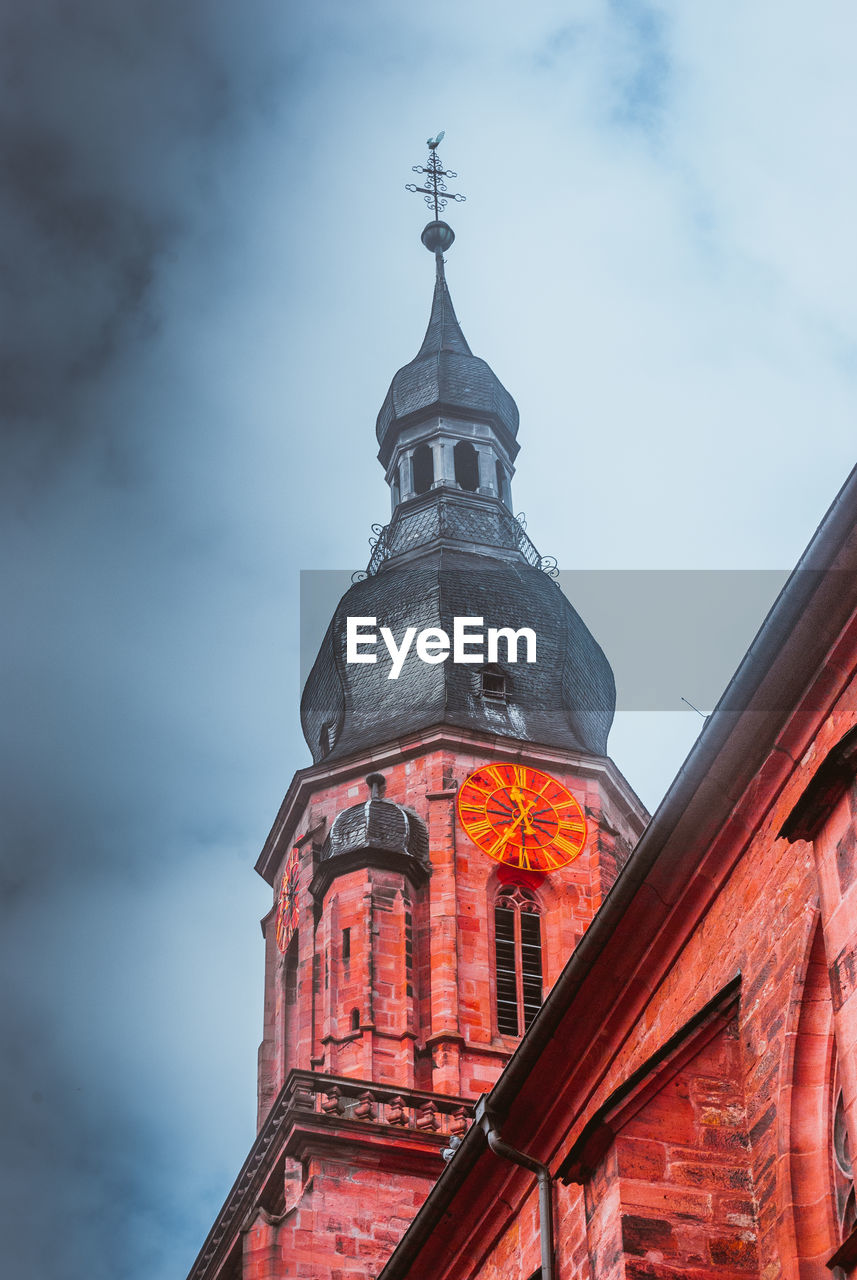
405, 132, 466, 220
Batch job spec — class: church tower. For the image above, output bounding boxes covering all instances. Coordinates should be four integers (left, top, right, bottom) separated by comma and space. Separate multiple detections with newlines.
188, 143, 647, 1280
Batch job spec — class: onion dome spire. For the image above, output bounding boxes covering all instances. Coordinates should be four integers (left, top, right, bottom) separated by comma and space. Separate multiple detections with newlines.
299, 137, 617, 766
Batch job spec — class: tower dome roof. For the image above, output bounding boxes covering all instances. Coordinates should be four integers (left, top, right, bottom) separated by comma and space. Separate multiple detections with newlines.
301, 549, 616, 765
311, 774, 432, 896
302, 206, 616, 772
375, 256, 519, 467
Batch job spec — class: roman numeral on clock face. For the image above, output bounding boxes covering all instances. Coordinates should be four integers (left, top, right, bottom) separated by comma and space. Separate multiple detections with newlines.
457, 763, 588, 873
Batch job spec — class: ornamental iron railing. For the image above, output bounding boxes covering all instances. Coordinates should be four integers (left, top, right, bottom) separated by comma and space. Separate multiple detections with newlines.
359, 496, 558, 580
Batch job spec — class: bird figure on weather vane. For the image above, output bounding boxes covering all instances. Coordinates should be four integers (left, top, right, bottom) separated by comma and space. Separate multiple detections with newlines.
405, 131, 466, 222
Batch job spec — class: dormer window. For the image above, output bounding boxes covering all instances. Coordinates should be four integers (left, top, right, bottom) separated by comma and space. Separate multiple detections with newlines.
481, 665, 507, 701
320, 721, 336, 756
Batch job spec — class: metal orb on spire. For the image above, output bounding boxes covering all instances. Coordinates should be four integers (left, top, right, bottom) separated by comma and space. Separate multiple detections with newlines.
405, 132, 466, 254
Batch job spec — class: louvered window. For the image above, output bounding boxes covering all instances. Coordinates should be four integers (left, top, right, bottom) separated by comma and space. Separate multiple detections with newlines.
494, 886, 543, 1037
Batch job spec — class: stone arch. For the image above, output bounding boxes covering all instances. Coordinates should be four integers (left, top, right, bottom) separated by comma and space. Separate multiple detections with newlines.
784, 914, 841, 1278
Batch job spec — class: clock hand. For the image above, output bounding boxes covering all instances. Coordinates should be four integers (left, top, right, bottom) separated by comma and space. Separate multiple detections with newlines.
509, 795, 536, 831
509, 787, 535, 820
491, 824, 519, 854
507, 793, 538, 837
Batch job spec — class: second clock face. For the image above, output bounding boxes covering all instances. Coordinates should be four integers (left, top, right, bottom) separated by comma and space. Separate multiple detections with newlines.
457, 762, 587, 872
276, 844, 300, 953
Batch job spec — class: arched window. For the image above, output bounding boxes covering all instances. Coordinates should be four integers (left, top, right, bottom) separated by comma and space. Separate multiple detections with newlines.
454, 441, 479, 491
787, 920, 856, 1276
494, 885, 543, 1037
412, 444, 434, 495
833, 1086, 856, 1239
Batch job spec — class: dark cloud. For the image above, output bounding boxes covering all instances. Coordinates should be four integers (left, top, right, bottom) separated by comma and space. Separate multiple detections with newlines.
0, 956, 235, 1279
0, 5, 293, 1276
0, 1, 285, 451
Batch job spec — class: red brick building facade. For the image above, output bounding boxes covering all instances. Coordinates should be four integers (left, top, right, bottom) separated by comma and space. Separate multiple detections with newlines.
187, 200, 857, 1280
377, 470, 857, 1280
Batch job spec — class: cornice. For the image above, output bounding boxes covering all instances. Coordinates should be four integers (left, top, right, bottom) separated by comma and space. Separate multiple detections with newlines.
186, 1071, 473, 1280
256, 725, 649, 885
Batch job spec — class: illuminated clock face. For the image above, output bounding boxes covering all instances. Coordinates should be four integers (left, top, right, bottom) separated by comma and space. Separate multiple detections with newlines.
457, 762, 587, 872
276, 845, 300, 953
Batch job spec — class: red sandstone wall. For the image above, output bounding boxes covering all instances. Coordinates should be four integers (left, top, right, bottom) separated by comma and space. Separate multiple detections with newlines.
585, 1018, 759, 1280
556, 675, 857, 1279
243, 1154, 436, 1280
421, 629, 857, 1280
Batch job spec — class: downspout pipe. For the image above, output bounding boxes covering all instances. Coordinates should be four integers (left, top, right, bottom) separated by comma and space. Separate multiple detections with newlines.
474, 1097, 554, 1280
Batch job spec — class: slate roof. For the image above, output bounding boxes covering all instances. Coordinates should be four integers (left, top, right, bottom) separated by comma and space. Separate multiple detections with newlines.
375, 257, 519, 464
324, 796, 430, 867
300, 546, 616, 765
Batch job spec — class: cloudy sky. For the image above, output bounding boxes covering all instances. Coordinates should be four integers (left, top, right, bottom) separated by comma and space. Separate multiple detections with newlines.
1, 3, 855, 1277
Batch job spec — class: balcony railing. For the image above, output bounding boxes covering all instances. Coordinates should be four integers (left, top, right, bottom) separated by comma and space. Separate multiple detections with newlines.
360, 495, 558, 579
188, 1070, 474, 1279
283, 1069, 473, 1138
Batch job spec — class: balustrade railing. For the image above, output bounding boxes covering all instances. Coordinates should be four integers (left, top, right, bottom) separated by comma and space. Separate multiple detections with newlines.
284, 1069, 472, 1138
188, 1070, 473, 1278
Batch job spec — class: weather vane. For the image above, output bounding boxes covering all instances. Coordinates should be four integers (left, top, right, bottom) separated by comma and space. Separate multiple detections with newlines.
405, 132, 466, 221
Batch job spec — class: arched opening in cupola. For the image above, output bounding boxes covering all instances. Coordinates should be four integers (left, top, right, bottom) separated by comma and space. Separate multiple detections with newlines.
412, 444, 434, 495
495, 459, 510, 506
454, 440, 479, 491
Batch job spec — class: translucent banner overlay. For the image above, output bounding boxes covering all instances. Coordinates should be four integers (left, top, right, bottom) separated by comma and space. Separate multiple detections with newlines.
298, 568, 848, 712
